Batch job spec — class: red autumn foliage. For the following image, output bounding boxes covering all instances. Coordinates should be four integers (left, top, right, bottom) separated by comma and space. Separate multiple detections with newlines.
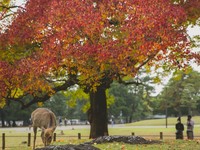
0, 0, 199, 106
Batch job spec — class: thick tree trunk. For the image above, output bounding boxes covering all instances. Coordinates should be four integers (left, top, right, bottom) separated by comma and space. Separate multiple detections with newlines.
88, 86, 108, 139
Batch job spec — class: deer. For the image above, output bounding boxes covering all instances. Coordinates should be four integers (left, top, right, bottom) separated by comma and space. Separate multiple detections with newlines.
31, 108, 57, 149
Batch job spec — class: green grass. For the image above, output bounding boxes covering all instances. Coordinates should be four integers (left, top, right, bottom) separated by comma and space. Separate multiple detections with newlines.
2, 138, 200, 150
1, 116, 200, 150
127, 116, 200, 126
94, 140, 200, 150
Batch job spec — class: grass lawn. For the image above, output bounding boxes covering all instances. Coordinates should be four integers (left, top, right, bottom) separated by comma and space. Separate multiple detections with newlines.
127, 116, 200, 126
2, 138, 200, 150
94, 140, 200, 150
0, 116, 200, 149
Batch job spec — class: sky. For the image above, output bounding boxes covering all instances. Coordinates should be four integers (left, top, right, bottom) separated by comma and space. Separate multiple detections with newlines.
187, 25, 200, 72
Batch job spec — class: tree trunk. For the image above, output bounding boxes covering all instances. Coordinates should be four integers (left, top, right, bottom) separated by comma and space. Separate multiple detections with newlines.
129, 115, 133, 123
129, 103, 135, 123
88, 86, 108, 138
0, 110, 5, 127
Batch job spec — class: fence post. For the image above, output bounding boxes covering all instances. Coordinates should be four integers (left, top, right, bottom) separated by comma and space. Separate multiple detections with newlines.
28, 133, 31, 147
131, 132, 135, 136
2, 133, 5, 150
53, 133, 56, 142
78, 133, 81, 139
160, 132, 163, 140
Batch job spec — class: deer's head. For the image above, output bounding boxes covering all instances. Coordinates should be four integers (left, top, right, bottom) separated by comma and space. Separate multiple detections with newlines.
41, 127, 56, 146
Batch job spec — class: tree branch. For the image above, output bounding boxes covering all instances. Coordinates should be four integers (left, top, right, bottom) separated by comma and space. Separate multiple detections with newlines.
117, 73, 144, 86
136, 52, 159, 71
0, 5, 25, 11
6, 74, 78, 109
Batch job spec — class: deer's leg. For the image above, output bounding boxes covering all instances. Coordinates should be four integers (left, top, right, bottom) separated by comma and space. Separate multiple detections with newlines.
33, 127, 37, 150
41, 131, 46, 146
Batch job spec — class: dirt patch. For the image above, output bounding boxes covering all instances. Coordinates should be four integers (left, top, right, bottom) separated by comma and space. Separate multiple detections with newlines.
85, 135, 161, 144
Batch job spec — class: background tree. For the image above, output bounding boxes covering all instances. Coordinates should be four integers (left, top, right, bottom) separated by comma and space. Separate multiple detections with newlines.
63, 89, 90, 121
0, 92, 69, 127
0, 96, 36, 127
0, 0, 199, 138
43, 92, 68, 118
108, 74, 154, 123
154, 69, 200, 116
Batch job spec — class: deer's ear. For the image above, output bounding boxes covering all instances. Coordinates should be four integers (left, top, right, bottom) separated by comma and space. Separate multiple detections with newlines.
41, 127, 46, 132
51, 126, 56, 132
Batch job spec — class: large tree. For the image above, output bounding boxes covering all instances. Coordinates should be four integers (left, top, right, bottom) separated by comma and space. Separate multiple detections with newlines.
0, 0, 199, 138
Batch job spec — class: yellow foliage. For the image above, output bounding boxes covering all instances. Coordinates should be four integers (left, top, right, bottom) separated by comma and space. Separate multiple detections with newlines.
0, 97, 6, 108
82, 102, 90, 113
66, 88, 89, 108
122, 75, 133, 81
37, 102, 43, 107
10, 88, 24, 98
67, 98, 76, 107
106, 90, 115, 108
184, 67, 192, 74
153, 76, 161, 83
144, 65, 151, 73
173, 74, 182, 81
0, 0, 11, 8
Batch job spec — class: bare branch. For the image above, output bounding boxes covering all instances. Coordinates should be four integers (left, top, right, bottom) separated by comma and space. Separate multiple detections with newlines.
117, 73, 144, 86
136, 52, 158, 70
0, 5, 25, 11
20, 75, 78, 109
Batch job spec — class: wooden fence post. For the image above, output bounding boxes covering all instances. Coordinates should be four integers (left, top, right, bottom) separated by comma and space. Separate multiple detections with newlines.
160, 132, 163, 140
78, 133, 81, 139
2, 133, 5, 150
28, 133, 31, 147
53, 133, 56, 142
131, 132, 135, 136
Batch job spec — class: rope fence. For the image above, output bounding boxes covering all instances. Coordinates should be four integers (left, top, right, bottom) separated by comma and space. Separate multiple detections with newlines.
0, 132, 89, 149
1, 132, 200, 149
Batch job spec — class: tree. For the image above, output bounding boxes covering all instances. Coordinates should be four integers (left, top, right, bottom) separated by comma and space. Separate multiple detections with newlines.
62, 89, 90, 120
0, 0, 12, 20
155, 69, 200, 116
42, 92, 68, 118
0, 0, 199, 138
175, 0, 200, 25
0, 96, 37, 127
0, 0, 26, 29
108, 75, 154, 123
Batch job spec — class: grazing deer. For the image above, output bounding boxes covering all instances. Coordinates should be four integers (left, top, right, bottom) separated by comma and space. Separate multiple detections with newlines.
31, 108, 57, 149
